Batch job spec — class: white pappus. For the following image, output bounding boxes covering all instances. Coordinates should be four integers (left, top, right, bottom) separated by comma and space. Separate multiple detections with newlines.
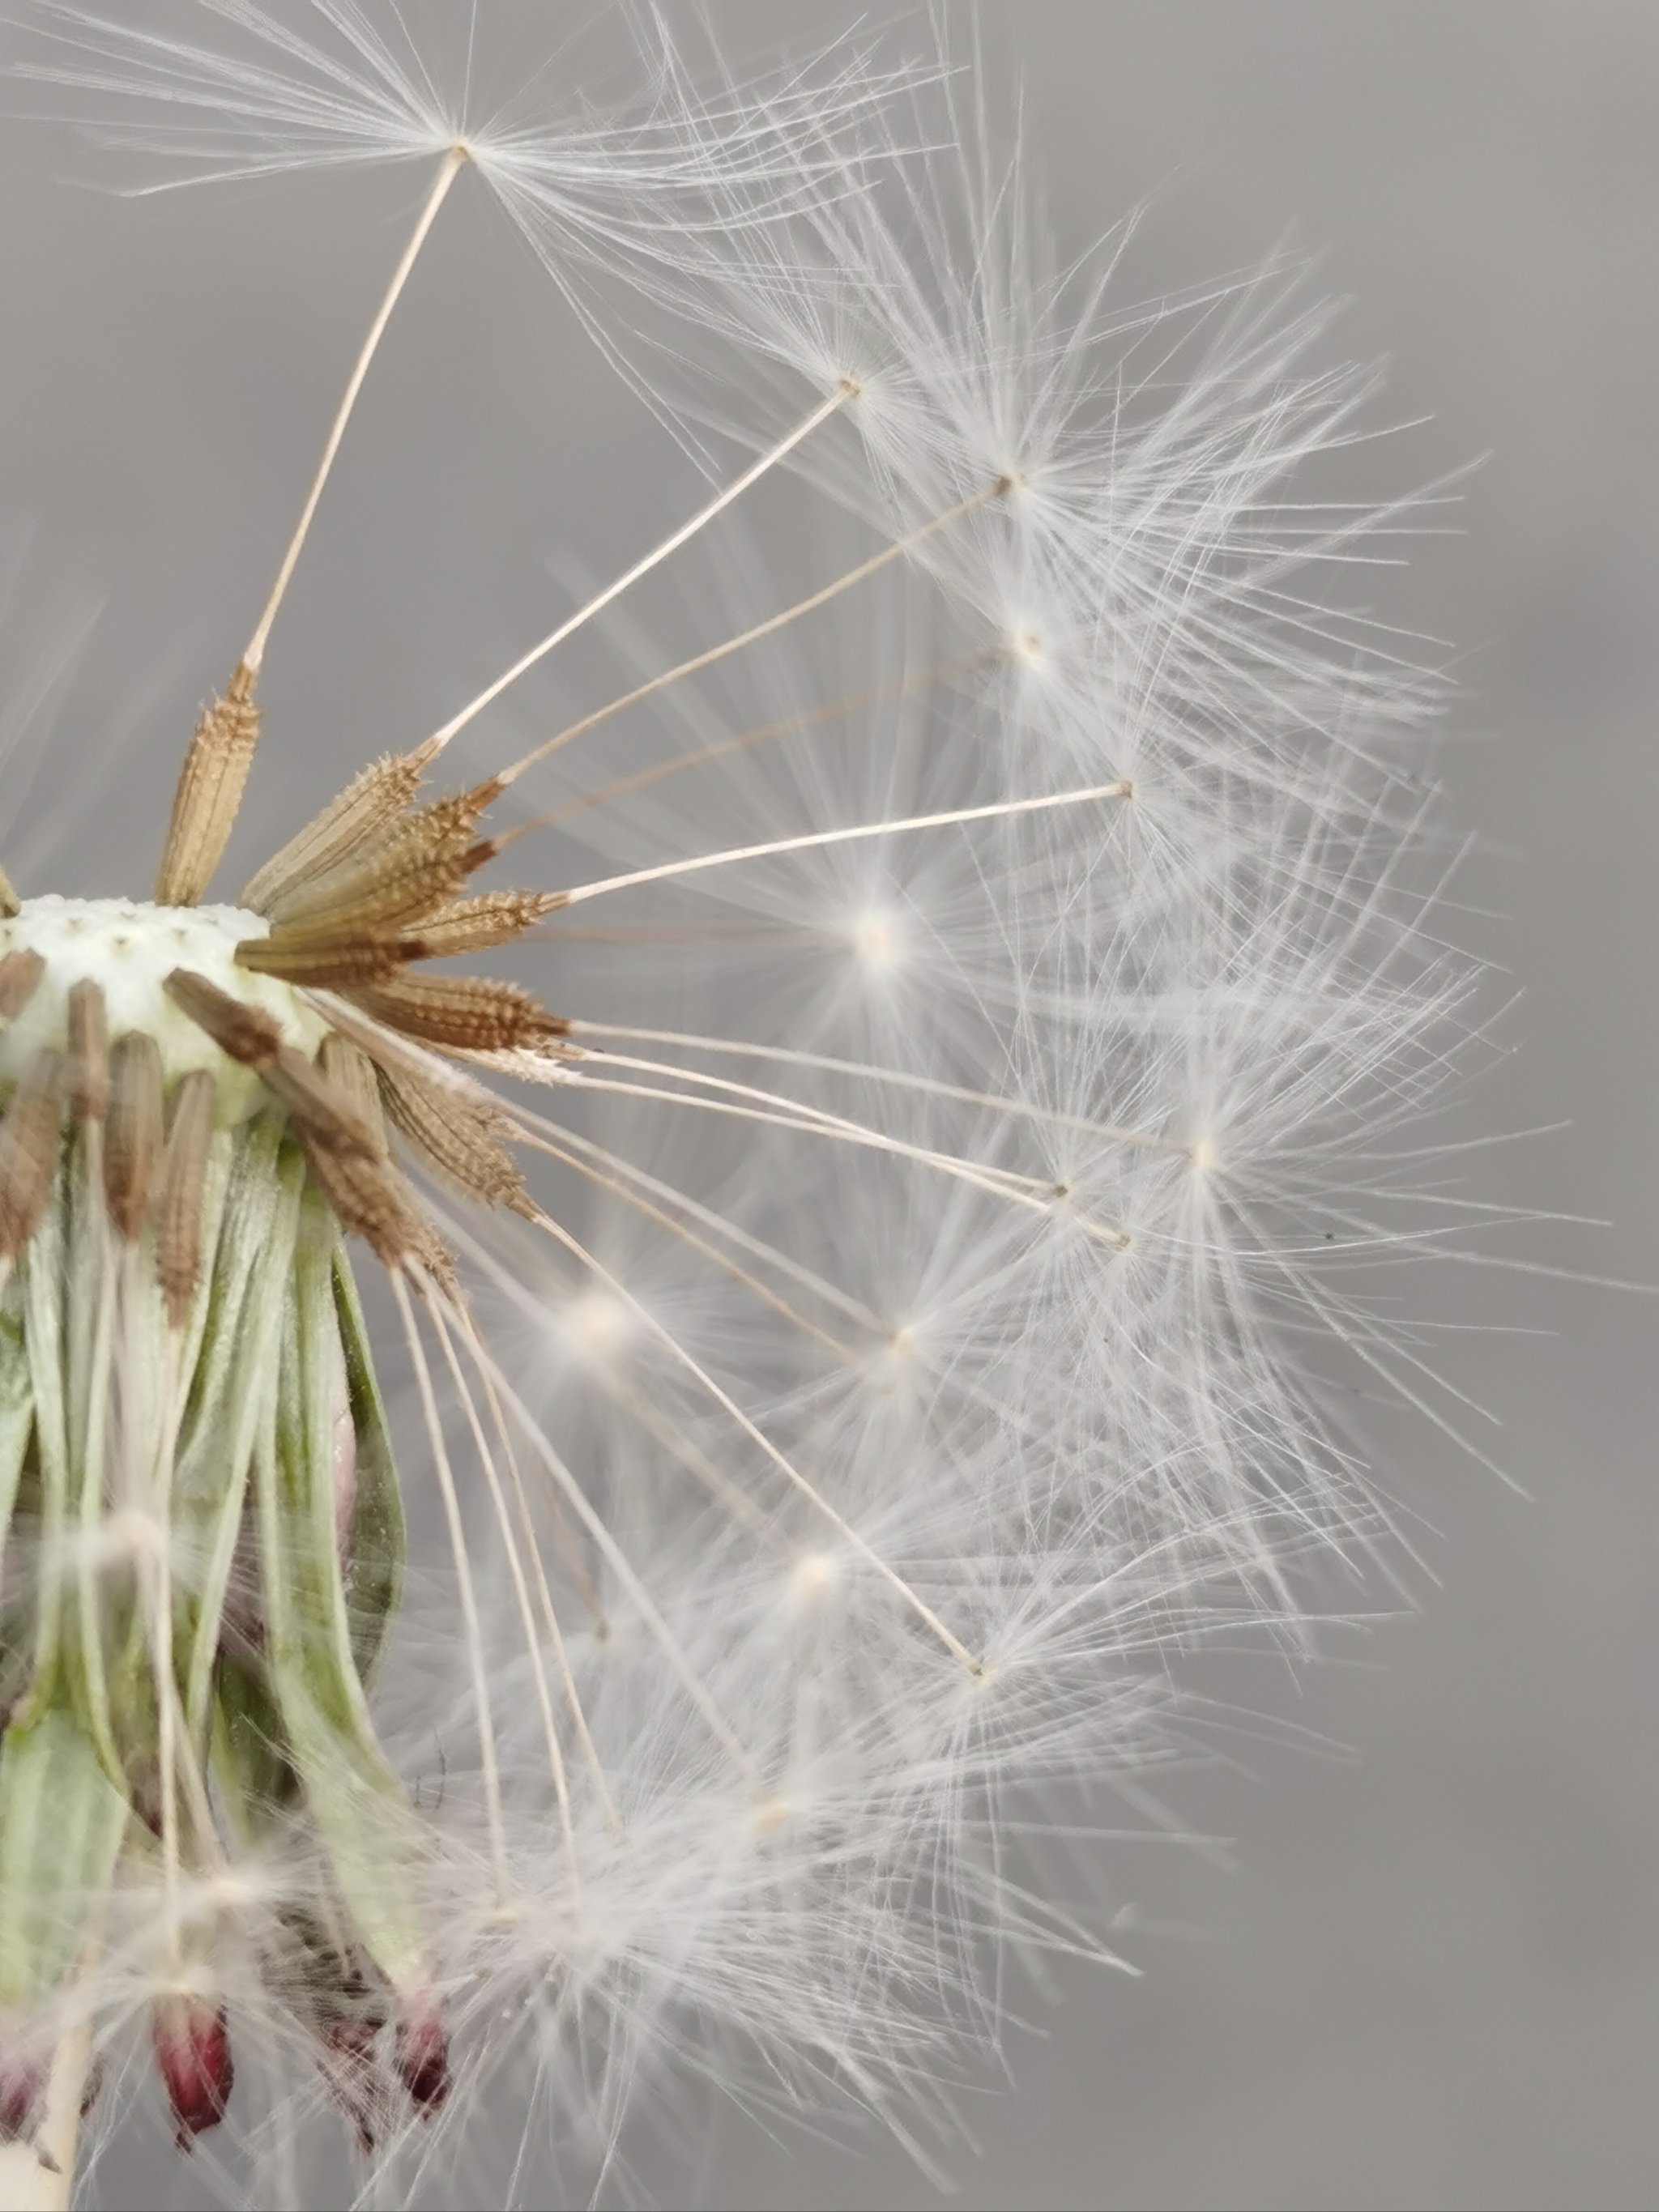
0, 4, 1486, 2208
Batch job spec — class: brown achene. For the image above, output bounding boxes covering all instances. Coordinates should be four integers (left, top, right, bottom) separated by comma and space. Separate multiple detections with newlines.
147, 706, 574, 1287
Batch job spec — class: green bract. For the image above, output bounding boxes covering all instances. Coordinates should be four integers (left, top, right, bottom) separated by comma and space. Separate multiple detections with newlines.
0, 1102, 436, 2139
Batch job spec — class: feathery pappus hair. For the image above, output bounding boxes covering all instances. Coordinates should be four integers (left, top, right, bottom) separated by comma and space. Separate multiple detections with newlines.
0, 4, 1487, 2206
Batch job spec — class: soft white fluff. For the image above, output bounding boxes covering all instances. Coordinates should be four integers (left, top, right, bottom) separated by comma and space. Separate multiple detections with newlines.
7, 6, 1481, 2205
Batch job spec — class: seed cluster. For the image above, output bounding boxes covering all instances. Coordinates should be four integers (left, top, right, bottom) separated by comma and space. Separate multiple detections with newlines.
224, 724, 573, 1264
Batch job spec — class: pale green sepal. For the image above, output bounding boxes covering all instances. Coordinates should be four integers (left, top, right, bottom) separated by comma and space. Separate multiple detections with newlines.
18, 1160, 69, 1690
177, 1119, 303, 1742
64, 1143, 124, 1785
167, 1126, 235, 1389
256, 1183, 429, 1994
0, 1705, 129, 2010
0, 1284, 32, 1576
210, 1653, 300, 1838
332, 1247, 403, 1686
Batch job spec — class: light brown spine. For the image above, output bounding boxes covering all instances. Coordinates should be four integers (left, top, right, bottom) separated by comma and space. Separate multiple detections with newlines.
0, 1051, 64, 1261
154, 1070, 216, 1326
239, 744, 437, 914
154, 662, 262, 907
397, 891, 563, 959
258, 1046, 381, 1161
378, 1064, 528, 1212
0, 948, 45, 1022
348, 974, 568, 1055
293, 1130, 430, 1274
262, 782, 500, 931
236, 931, 427, 988
104, 1031, 164, 1240
65, 981, 110, 1125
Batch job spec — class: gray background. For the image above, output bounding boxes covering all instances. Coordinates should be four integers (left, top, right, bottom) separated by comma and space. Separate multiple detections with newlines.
0, 4, 1655, 2207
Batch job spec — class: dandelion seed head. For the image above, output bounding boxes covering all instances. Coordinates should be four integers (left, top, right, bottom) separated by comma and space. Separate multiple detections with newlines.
0, 2, 1495, 2202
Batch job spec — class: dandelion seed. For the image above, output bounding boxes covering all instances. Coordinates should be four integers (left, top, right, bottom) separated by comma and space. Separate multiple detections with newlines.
0, 5, 1489, 2207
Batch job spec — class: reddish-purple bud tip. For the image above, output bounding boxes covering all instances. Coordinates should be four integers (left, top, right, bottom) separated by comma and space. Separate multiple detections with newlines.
394, 1995, 449, 2116
319, 1979, 386, 2155
0, 2058, 45, 2144
152, 2001, 233, 2147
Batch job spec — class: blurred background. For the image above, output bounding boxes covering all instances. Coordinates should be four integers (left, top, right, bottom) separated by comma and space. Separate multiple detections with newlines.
0, 4, 1654, 2206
